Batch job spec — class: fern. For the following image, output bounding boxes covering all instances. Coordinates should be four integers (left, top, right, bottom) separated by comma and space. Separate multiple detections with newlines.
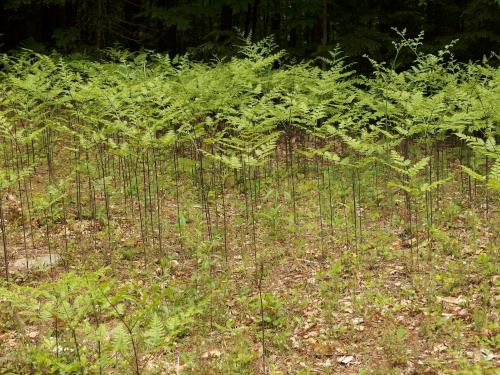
145, 314, 166, 349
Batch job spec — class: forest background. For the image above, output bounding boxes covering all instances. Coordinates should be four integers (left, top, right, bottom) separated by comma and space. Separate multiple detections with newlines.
1, 0, 499, 71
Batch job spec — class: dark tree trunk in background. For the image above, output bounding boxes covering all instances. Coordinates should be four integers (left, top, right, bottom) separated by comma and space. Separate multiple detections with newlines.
96, 0, 106, 48
270, 0, 281, 44
252, 0, 260, 37
322, 0, 328, 46
221, 5, 233, 31
245, 3, 252, 36
159, 25, 177, 53
289, 26, 297, 49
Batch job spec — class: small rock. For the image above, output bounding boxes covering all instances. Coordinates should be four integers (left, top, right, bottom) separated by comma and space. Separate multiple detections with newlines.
352, 317, 364, 325
202, 349, 221, 359
337, 355, 354, 365
12, 254, 60, 270
481, 348, 495, 361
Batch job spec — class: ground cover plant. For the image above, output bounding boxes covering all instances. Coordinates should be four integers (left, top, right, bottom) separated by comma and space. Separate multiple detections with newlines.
0, 33, 499, 374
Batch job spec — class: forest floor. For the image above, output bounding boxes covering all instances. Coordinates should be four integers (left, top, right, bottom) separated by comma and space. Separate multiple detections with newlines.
1, 169, 499, 375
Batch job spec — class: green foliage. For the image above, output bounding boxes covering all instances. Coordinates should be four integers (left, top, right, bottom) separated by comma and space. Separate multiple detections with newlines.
0, 35, 498, 374
0, 270, 203, 373
380, 324, 409, 365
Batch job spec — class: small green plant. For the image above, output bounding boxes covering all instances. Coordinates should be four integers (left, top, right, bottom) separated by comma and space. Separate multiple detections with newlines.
0, 270, 202, 374
218, 331, 256, 374
319, 259, 345, 316
254, 293, 286, 329
430, 226, 460, 256
380, 324, 409, 365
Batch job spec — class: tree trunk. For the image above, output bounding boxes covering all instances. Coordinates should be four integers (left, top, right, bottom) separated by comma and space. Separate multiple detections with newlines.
252, 0, 260, 38
322, 0, 328, 46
